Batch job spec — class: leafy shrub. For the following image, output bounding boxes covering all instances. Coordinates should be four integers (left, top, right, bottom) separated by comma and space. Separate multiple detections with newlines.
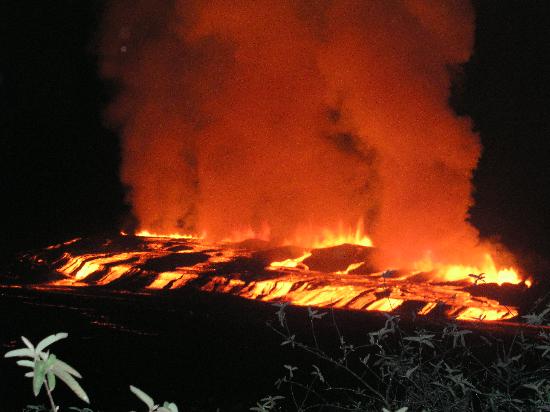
5, 333, 179, 412
5, 333, 89, 411
253, 302, 550, 411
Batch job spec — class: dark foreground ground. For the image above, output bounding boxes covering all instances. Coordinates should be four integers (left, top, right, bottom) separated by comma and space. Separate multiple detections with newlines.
0, 285, 542, 412
1, 286, 296, 411
0, 285, 405, 411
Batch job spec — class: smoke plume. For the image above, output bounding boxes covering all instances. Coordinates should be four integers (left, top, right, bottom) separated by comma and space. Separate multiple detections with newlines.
100, 0, 502, 269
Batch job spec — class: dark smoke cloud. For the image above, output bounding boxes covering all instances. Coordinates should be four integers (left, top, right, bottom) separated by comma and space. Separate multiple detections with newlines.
100, 0, 509, 269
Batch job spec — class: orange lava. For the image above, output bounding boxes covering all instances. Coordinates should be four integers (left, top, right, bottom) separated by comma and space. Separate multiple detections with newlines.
39, 234, 528, 323
269, 252, 312, 270
135, 230, 200, 240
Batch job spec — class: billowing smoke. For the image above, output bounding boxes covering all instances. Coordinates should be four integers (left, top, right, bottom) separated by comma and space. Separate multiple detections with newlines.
100, 0, 502, 269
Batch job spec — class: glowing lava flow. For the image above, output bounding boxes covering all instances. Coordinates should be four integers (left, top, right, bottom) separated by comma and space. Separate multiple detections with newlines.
135, 230, 201, 240
21, 233, 529, 323
269, 252, 312, 270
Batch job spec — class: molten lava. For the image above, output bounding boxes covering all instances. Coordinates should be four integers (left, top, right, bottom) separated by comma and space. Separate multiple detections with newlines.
17, 232, 529, 323
269, 252, 312, 270
135, 230, 200, 240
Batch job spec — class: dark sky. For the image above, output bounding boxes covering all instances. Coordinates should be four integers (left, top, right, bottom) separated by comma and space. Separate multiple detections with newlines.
460, 0, 550, 272
2, 1, 549, 271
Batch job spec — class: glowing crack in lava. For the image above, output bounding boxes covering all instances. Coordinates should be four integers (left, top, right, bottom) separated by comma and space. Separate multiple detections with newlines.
22, 232, 529, 323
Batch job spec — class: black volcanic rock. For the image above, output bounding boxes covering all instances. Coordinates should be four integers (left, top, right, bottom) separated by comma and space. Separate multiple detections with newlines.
251, 246, 308, 265
303, 244, 377, 273
465, 282, 529, 307
141, 253, 210, 272
233, 238, 272, 250
0, 254, 65, 285
108, 270, 158, 290
211, 257, 268, 280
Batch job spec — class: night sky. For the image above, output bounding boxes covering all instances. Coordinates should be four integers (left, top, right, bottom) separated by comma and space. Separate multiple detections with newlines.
2, 1, 550, 272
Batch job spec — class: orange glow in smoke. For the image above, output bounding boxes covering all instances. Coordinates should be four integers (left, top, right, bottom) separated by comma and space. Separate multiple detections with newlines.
134, 220, 374, 250
287, 220, 373, 249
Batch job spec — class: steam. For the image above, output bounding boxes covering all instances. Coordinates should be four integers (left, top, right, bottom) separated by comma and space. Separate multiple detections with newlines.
100, 0, 503, 268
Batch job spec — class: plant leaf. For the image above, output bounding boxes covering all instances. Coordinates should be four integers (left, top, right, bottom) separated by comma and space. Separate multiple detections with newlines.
36, 333, 68, 354
162, 402, 178, 412
21, 336, 35, 351
405, 365, 419, 379
311, 364, 325, 383
5, 348, 35, 358
45, 354, 57, 369
129, 385, 155, 408
53, 359, 82, 378
55, 369, 89, 403
17, 359, 35, 368
47, 371, 56, 392
33, 360, 47, 396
